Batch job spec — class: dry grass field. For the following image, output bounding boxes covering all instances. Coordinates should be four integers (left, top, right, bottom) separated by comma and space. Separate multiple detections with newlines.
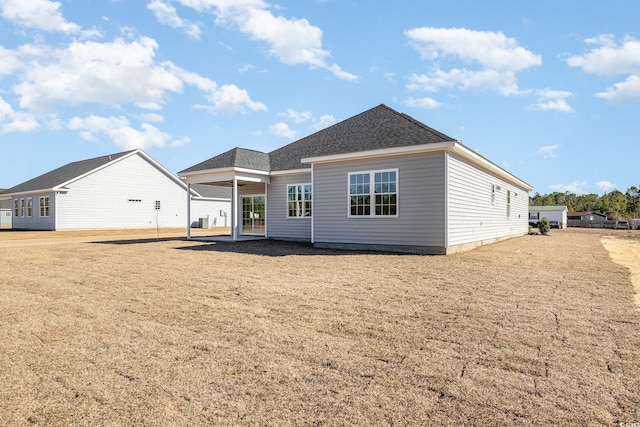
1, 227, 639, 425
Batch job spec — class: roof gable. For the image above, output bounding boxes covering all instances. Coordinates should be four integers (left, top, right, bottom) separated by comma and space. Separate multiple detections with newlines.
269, 104, 455, 171
180, 104, 456, 174
180, 147, 270, 174
2, 150, 136, 195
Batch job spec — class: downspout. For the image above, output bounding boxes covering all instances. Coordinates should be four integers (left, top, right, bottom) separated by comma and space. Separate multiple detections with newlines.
186, 182, 191, 240
232, 178, 238, 241
264, 182, 268, 238
310, 164, 314, 244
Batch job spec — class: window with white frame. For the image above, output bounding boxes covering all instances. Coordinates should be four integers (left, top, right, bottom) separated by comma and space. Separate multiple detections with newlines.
287, 184, 312, 218
349, 169, 398, 217
40, 196, 50, 217
14, 199, 19, 217
20, 198, 25, 218
26, 197, 32, 218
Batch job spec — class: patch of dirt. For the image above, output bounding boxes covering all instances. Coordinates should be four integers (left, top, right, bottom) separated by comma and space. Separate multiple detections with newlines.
0, 227, 639, 425
602, 233, 640, 308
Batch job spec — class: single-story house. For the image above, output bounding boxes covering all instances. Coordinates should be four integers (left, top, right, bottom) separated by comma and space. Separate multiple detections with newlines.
179, 104, 533, 254
567, 211, 608, 221
0, 149, 230, 231
529, 205, 567, 228
0, 189, 11, 228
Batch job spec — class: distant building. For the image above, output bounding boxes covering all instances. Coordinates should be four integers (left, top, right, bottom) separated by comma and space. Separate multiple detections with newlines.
529, 205, 567, 228
567, 211, 608, 221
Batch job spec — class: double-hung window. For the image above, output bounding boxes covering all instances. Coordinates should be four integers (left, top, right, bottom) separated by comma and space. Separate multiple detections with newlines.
40, 196, 50, 217
26, 197, 32, 218
287, 184, 312, 218
20, 198, 25, 218
13, 199, 19, 217
349, 169, 398, 217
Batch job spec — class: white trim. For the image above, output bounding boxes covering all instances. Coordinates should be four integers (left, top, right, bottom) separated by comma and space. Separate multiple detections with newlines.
264, 182, 268, 238
444, 151, 449, 249
347, 168, 399, 218
180, 166, 270, 178
270, 168, 311, 176
303, 141, 533, 192
303, 142, 455, 164
286, 183, 313, 219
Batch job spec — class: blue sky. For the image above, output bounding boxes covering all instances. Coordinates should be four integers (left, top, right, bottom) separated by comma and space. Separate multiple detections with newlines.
1, 0, 638, 195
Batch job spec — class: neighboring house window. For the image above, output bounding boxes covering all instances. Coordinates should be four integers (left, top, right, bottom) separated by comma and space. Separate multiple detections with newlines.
287, 184, 312, 218
491, 184, 496, 205
40, 196, 50, 217
348, 169, 398, 217
20, 198, 25, 218
507, 190, 511, 218
529, 212, 539, 220
14, 199, 19, 217
26, 197, 32, 218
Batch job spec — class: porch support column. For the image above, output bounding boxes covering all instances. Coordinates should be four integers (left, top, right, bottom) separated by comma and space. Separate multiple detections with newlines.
232, 178, 238, 241
186, 182, 191, 240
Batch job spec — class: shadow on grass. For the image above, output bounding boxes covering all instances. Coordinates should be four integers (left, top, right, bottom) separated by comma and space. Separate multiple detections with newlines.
91, 237, 188, 245
174, 239, 406, 257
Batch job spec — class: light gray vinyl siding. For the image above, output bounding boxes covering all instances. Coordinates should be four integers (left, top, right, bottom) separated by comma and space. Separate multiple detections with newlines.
267, 173, 312, 241
447, 153, 529, 248
313, 152, 446, 248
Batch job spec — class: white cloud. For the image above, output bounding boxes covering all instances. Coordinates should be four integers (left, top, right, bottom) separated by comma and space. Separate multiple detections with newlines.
278, 108, 312, 123
0, 0, 80, 34
405, 27, 541, 96
528, 89, 574, 112
403, 96, 442, 109
269, 121, 296, 138
0, 45, 21, 75
0, 96, 38, 133
595, 75, 640, 105
567, 35, 640, 105
147, 0, 202, 39
14, 37, 183, 113
567, 35, 640, 76
596, 180, 615, 192
311, 114, 335, 130
174, 0, 357, 80
138, 112, 165, 122
7, 37, 264, 116
67, 115, 189, 150
549, 180, 587, 194
536, 144, 558, 158
238, 63, 254, 73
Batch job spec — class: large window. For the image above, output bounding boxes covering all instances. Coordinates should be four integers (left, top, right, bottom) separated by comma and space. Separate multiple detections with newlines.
13, 199, 19, 217
40, 196, 50, 217
20, 198, 25, 218
26, 197, 32, 218
287, 184, 312, 218
349, 169, 398, 217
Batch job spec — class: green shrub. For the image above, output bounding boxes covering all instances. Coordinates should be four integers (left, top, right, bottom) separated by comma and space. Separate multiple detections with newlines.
538, 217, 551, 235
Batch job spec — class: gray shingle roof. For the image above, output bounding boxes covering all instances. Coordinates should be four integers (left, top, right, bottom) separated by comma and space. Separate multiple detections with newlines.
180, 104, 456, 174
180, 147, 270, 174
2, 150, 135, 195
190, 183, 232, 199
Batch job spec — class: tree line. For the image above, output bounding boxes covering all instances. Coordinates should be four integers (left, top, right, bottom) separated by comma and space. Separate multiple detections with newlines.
529, 186, 640, 220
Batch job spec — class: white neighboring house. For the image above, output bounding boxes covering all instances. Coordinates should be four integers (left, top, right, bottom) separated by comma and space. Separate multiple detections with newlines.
529, 205, 568, 228
0, 149, 230, 231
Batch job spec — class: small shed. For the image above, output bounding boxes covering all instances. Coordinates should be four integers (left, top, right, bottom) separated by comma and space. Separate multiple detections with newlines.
529, 205, 567, 228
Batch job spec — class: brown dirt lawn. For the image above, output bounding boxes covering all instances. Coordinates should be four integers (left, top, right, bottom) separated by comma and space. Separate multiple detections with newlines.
1, 228, 639, 425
